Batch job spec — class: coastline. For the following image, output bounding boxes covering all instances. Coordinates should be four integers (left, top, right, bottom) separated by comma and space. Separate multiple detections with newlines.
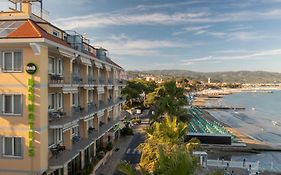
190, 90, 281, 173
200, 109, 273, 151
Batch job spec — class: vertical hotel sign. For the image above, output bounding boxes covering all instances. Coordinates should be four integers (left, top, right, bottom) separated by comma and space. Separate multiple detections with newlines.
25, 63, 37, 157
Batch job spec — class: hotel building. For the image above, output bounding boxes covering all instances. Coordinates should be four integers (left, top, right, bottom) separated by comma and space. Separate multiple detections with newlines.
0, 1, 126, 175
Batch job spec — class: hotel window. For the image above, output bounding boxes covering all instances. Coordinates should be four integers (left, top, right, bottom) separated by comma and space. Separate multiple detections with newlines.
72, 93, 78, 106
57, 59, 63, 75
3, 94, 22, 115
2, 51, 22, 72
53, 30, 60, 37
48, 93, 55, 110
48, 57, 55, 74
56, 128, 63, 143
88, 120, 93, 128
3, 137, 22, 157
72, 126, 79, 137
88, 90, 93, 103
73, 63, 79, 74
57, 93, 63, 109
48, 130, 55, 147
88, 66, 93, 77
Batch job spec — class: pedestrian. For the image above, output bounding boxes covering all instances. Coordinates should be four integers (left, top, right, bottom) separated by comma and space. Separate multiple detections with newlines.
243, 158, 246, 167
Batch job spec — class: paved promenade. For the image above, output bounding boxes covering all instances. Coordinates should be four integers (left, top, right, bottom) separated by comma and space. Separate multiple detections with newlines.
94, 135, 134, 175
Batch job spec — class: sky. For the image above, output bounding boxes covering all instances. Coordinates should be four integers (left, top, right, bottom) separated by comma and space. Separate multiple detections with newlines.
1, 0, 281, 72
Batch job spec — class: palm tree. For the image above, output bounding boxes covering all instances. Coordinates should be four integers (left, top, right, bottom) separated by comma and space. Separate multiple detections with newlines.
144, 81, 189, 121
139, 116, 189, 172
118, 146, 199, 175
154, 146, 198, 175
118, 116, 200, 175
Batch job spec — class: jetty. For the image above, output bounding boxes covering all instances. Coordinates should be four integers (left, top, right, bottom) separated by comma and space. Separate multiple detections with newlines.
199, 106, 246, 110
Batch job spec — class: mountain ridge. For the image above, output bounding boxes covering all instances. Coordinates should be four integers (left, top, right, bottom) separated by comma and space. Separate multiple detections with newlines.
128, 70, 281, 83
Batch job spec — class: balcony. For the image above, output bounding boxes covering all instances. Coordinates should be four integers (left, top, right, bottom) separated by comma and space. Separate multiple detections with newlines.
48, 74, 64, 84
98, 100, 106, 111
72, 73, 83, 84
49, 141, 81, 169
49, 109, 80, 130
49, 119, 119, 169
88, 76, 97, 85
80, 102, 98, 120
108, 79, 113, 85
99, 78, 106, 85
107, 99, 114, 106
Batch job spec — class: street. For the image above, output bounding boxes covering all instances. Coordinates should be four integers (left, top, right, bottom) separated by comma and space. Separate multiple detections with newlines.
113, 125, 146, 175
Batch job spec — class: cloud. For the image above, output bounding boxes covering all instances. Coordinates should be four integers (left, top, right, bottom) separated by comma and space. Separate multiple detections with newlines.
53, 7, 281, 30
133, 1, 202, 11
53, 12, 207, 30
95, 34, 196, 57
181, 48, 281, 65
177, 26, 269, 41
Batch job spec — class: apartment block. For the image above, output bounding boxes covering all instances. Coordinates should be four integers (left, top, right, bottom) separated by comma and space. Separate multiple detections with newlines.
0, 1, 126, 175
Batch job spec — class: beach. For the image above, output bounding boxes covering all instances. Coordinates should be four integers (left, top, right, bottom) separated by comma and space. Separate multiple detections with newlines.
192, 89, 281, 173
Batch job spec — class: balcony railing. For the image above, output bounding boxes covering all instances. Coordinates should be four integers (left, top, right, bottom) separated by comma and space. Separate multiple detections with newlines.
99, 100, 106, 110
86, 102, 98, 115
88, 76, 97, 84
49, 119, 121, 169
108, 79, 113, 85
99, 78, 106, 84
49, 74, 64, 84
48, 109, 80, 129
48, 110, 66, 122
72, 73, 82, 84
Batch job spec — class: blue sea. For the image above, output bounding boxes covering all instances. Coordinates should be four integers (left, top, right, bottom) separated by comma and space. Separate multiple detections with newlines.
206, 90, 281, 172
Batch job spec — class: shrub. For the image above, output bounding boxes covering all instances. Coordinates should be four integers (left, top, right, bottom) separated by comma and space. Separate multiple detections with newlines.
131, 118, 141, 124
121, 127, 134, 136
97, 151, 105, 159
106, 142, 114, 151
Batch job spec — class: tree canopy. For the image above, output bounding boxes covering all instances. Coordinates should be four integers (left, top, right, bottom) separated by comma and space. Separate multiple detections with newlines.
144, 81, 191, 121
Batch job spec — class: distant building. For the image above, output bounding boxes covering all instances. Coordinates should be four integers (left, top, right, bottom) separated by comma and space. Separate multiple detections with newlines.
145, 75, 156, 81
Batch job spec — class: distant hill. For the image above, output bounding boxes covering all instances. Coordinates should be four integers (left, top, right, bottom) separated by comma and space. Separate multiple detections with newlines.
128, 70, 281, 83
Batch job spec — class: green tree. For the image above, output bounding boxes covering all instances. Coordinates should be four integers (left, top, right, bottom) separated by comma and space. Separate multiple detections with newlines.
139, 116, 198, 172
118, 116, 200, 175
154, 146, 198, 175
144, 81, 189, 121
122, 79, 156, 109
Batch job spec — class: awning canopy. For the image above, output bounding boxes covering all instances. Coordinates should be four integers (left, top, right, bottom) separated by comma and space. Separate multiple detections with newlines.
59, 48, 75, 59
80, 57, 92, 66
94, 61, 103, 68
104, 65, 112, 71
97, 87, 104, 94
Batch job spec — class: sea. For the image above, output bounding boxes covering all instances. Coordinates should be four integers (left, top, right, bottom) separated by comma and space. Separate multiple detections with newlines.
205, 90, 281, 173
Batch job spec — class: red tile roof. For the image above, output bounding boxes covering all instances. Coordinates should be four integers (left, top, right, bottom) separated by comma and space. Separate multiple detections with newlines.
8, 20, 41, 38
4, 19, 123, 69
7, 19, 71, 48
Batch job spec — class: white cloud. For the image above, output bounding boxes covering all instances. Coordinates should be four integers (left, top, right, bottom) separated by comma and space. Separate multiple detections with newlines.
181, 48, 281, 65
52, 7, 281, 30
184, 25, 211, 32
94, 34, 196, 57
53, 12, 207, 30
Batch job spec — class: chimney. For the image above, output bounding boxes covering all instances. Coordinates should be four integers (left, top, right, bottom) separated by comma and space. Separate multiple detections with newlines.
21, 1, 32, 16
